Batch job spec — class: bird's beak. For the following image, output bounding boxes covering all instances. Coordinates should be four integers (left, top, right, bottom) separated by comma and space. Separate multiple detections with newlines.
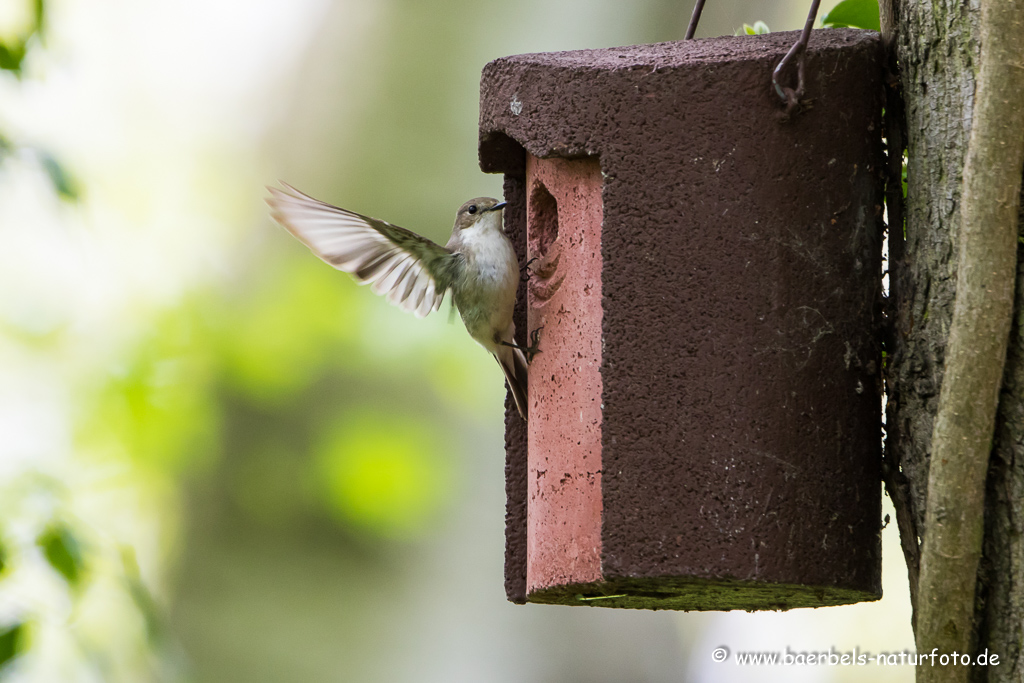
488, 202, 507, 212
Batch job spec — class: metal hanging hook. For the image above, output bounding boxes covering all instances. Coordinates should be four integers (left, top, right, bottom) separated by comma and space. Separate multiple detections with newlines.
772, 0, 821, 114
685, 0, 708, 40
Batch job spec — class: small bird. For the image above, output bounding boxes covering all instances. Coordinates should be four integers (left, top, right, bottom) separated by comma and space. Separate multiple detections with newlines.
267, 184, 530, 421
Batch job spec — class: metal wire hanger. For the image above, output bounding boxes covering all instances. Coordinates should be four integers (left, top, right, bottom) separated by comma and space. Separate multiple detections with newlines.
685, 0, 822, 115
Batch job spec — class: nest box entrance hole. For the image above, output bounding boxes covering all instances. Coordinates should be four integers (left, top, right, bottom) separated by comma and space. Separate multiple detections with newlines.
528, 181, 558, 256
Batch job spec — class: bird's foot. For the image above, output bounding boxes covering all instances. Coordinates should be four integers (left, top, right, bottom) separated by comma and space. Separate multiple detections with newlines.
525, 326, 543, 363
500, 326, 543, 364
520, 257, 538, 282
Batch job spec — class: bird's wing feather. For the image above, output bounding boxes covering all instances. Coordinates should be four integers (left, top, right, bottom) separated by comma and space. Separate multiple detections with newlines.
267, 183, 460, 318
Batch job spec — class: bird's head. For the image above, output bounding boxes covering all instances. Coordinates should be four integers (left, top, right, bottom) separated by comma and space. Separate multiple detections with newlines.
453, 197, 507, 235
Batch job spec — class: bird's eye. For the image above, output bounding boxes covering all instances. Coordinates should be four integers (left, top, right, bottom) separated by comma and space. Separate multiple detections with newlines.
467, 205, 478, 215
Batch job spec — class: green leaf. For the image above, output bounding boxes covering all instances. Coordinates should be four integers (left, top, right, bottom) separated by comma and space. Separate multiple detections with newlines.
37, 524, 86, 588
821, 0, 880, 31
736, 21, 770, 35
0, 42, 26, 76
0, 536, 7, 575
37, 150, 80, 202
0, 622, 25, 669
0, 0, 46, 76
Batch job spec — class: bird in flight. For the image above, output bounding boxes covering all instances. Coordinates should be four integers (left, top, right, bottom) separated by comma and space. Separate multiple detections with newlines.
267, 184, 531, 421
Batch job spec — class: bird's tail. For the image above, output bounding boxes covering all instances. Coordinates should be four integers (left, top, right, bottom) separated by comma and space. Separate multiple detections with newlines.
496, 347, 529, 422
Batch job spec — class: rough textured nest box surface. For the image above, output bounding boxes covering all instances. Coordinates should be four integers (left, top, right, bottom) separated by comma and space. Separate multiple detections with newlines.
479, 29, 885, 611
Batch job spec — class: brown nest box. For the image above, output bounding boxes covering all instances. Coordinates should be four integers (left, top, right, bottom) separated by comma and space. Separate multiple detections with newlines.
479, 29, 885, 610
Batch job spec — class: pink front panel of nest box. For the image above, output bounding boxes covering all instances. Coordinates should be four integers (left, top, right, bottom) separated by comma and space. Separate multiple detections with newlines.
525, 153, 604, 593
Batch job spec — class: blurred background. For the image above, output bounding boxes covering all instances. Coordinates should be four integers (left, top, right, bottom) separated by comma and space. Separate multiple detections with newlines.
0, 0, 911, 681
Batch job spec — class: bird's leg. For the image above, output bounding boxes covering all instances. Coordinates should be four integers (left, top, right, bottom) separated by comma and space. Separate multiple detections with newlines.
501, 326, 543, 363
520, 257, 538, 282
525, 326, 543, 363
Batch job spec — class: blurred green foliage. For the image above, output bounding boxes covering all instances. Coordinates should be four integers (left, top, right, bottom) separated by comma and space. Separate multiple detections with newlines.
0, 0, 43, 77
121, 547, 169, 648
37, 523, 87, 589
75, 247, 476, 541
0, 0, 79, 202
78, 307, 220, 475
0, 623, 26, 671
314, 410, 452, 538
820, 0, 881, 31
36, 149, 80, 202
217, 260, 365, 405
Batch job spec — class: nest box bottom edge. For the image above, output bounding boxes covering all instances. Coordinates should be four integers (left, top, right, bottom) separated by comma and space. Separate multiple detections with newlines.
526, 575, 882, 612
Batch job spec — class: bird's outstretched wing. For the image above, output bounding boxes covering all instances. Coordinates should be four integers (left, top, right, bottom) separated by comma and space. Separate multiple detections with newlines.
267, 183, 461, 318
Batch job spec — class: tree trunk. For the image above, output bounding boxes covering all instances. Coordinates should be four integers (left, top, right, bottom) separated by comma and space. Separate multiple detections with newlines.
889, 0, 1024, 680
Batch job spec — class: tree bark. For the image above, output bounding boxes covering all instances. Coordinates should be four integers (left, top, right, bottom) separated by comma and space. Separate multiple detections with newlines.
889, 0, 978, 577
890, 0, 1024, 681
913, 0, 1024, 677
